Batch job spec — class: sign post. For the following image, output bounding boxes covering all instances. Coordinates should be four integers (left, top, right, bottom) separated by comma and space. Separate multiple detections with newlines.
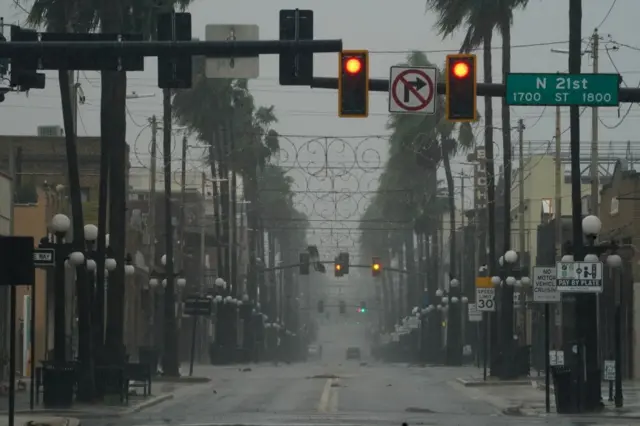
183, 296, 212, 376
475, 276, 493, 382
506, 73, 620, 107
532, 266, 560, 413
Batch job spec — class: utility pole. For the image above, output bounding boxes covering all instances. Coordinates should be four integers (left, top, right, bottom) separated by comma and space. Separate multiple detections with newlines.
460, 173, 465, 289
517, 119, 526, 343
148, 116, 158, 346
179, 133, 187, 271
590, 29, 599, 214
554, 105, 563, 349
200, 171, 206, 292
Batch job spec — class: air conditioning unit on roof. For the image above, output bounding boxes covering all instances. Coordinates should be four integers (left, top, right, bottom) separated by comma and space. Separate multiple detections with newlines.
37, 125, 64, 137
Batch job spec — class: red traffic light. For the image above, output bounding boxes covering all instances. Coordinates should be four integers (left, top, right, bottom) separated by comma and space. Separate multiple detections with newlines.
452, 61, 470, 78
344, 57, 363, 75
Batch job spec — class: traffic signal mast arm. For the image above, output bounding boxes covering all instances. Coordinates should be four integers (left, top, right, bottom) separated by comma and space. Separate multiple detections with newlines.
311, 77, 640, 102
0, 39, 343, 59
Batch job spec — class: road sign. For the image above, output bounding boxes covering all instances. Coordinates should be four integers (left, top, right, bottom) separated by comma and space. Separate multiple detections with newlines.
475, 288, 495, 311
533, 266, 560, 302
388, 66, 436, 114
34, 248, 55, 266
467, 303, 482, 322
604, 360, 615, 381
556, 261, 603, 293
475, 276, 491, 288
549, 350, 564, 366
506, 73, 620, 107
183, 296, 212, 316
513, 291, 522, 306
205, 24, 259, 78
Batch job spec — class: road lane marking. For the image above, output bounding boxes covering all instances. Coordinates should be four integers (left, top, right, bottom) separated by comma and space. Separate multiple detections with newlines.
329, 378, 340, 413
317, 378, 333, 412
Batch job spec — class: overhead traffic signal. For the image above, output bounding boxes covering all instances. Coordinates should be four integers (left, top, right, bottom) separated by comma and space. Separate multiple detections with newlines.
359, 301, 367, 313
339, 252, 350, 275
157, 12, 192, 89
372, 257, 382, 277
334, 256, 344, 277
445, 54, 477, 122
279, 9, 314, 85
9, 26, 45, 91
338, 50, 369, 118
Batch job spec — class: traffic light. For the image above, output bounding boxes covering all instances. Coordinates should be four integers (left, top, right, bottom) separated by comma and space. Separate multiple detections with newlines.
299, 252, 310, 275
338, 50, 369, 118
9, 26, 45, 91
359, 301, 367, 313
157, 12, 192, 89
445, 54, 477, 122
334, 256, 343, 277
317, 300, 324, 313
279, 9, 314, 85
372, 257, 382, 277
339, 300, 346, 314
339, 252, 349, 275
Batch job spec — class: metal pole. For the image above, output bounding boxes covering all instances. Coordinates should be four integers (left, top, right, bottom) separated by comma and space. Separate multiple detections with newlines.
544, 302, 550, 413
590, 29, 599, 214
8, 285, 16, 426
518, 119, 526, 344
29, 286, 35, 410
188, 316, 197, 377
614, 270, 623, 407
179, 134, 187, 271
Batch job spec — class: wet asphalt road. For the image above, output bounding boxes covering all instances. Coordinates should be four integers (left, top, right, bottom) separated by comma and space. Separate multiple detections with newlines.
86, 322, 632, 426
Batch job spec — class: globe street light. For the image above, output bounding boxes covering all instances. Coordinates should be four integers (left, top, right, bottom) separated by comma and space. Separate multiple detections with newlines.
606, 252, 624, 407
83, 224, 98, 242
105, 258, 117, 272
124, 264, 135, 276
51, 213, 71, 234
582, 215, 602, 237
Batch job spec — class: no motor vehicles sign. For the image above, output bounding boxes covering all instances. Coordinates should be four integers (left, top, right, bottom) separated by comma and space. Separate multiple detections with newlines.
533, 266, 560, 303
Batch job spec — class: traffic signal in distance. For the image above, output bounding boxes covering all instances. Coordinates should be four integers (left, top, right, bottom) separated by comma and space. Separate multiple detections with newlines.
372, 257, 382, 277
299, 252, 310, 275
338, 50, 369, 117
339, 300, 346, 314
317, 300, 324, 313
157, 12, 192, 89
359, 301, 367, 313
445, 54, 477, 122
339, 252, 349, 274
334, 256, 343, 277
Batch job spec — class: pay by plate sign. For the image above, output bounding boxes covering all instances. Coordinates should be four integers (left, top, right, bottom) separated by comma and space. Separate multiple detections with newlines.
533, 266, 560, 302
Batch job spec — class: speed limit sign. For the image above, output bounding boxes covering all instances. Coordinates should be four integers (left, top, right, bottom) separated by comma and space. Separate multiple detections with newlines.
476, 288, 495, 311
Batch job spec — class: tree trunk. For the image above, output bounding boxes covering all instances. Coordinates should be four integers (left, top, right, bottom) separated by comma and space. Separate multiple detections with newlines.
244, 175, 258, 302
160, 88, 179, 376
442, 141, 456, 279
58, 70, 95, 399
483, 29, 499, 373
207, 142, 223, 279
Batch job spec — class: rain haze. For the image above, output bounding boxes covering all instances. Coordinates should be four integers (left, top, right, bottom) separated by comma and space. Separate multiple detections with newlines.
0, 0, 639, 425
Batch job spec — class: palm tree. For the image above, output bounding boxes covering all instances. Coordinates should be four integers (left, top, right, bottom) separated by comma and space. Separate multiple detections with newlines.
23, 0, 97, 400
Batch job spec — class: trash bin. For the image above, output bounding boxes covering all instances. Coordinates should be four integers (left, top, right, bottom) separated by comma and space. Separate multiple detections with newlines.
552, 366, 575, 414
42, 364, 75, 408
95, 365, 125, 402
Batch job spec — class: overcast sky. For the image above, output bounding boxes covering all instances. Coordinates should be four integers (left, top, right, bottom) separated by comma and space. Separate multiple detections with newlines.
1, 0, 638, 258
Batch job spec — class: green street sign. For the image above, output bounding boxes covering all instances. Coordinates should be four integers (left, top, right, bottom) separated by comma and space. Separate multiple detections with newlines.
506, 73, 620, 107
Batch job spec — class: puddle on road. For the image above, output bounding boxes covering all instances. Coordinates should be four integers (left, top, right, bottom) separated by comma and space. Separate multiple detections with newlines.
307, 374, 341, 379
405, 407, 435, 413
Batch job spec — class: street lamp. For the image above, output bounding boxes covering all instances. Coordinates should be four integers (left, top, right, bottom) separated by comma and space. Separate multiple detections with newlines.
606, 252, 623, 407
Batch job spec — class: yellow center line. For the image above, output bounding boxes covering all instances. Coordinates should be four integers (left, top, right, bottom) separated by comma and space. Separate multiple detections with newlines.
317, 378, 333, 412
329, 378, 340, 413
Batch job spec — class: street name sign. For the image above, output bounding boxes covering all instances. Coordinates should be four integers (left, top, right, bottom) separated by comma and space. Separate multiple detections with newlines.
184, 296, 212, 316
556, 261, 603, 293
34, 248, 55, 266
533, 266, 560, 302
205, 24, 259, 78
506, 73, 620, 107
475, 288, 495, 311
388, 66, 437, 114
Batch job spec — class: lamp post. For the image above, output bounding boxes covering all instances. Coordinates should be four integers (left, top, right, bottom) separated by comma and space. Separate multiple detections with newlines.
446, 278, 462, 365
606, 252, 623, 407
149, 254, 185, 374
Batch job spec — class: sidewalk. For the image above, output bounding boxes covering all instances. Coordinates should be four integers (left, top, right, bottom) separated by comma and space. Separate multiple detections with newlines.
450, 370, 640, 419
0, 416, 81, 426
0, 367, 211, 419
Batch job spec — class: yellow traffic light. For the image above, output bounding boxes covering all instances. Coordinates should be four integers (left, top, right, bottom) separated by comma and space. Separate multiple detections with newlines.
338, 50, 369, 118
445, 54, 477, 122
372, 256, 381, 277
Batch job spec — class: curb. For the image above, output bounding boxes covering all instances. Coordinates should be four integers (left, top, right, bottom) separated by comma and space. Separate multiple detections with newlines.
9, 393, 175, 419
154, 377, 211, 384
456, 377, 532, 387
